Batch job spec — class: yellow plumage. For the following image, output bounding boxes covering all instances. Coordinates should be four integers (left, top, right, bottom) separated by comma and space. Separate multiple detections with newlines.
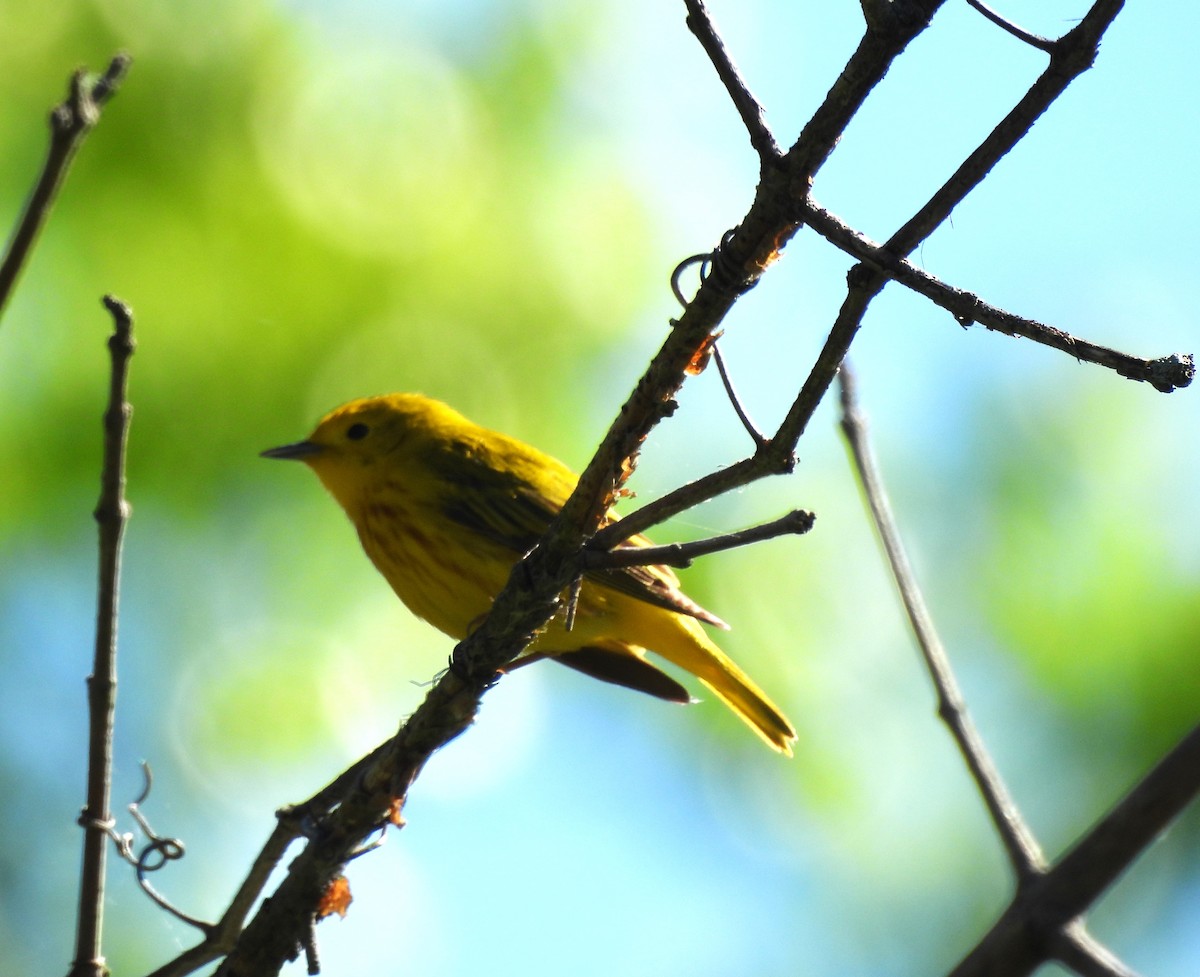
262, 393, 796, 755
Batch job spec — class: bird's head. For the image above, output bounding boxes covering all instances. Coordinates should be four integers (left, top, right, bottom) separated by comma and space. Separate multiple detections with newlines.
261, 393, 453, 510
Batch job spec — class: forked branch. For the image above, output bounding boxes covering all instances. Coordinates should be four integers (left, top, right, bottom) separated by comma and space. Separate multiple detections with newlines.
838, 362, 1189, 977
192, 3, 1172, 974
803, 200, 1193, 392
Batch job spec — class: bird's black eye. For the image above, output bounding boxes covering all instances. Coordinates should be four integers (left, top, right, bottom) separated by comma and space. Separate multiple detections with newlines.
346, 422, 370, 441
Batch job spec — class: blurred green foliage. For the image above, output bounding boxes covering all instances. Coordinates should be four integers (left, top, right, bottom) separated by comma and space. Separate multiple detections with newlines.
0, 0, 660, 971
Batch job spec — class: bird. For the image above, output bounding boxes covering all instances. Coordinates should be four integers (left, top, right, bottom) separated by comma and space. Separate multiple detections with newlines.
262, 393, 796, 754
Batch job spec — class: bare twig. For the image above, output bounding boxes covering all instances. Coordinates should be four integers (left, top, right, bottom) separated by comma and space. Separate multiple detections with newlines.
839, 362, 1196, 977
864, 2, 1126, 260
837, 362, 1045, 879
800, 199, 1193, 392
0, 56, 131, 324
1037, 722, 1200, 930
143, 822, 299, 977
964, 0, 1056, 52
946, 723, 1200, 977
583, 509, 814, 571
597, 2, 1134, 552
683, 0, 781, 161
711, 343, 767, 445
69, 296, 135, 977
1054, 926, 1144, 977
591, 453, 773, 551
778, 0, 1130, 432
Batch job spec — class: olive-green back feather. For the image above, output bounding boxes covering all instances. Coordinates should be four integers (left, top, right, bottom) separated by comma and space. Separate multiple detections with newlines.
426, 421, 728, 630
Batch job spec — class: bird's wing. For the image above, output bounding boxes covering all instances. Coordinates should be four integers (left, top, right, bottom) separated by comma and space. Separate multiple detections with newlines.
432, 440, 727, 629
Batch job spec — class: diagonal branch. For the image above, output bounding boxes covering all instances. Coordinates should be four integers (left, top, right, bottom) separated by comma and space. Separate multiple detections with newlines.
0, 55, 131, 324
867, 0, 1125, 260
1037, 722, 1200, 927
946, 723, 1200, 977
837, 362, 1045, 879
964, 0, 1056, 52
582, 509, 814, 572
599, 1, 1136, 552
838, 366, 1190, 977
684, 0, 781, 161
768, 0, 1132, 459
801, 199, 1194, 392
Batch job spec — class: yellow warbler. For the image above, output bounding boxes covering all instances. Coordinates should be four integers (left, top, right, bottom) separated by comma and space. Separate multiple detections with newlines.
262, 393, 796, 755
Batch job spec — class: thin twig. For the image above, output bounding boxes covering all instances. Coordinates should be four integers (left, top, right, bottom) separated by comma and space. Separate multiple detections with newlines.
591, 454, 778, 550
947, 723, 1200, 977
0, 55, 131, 324
69, 296, 135, 977
1036, 721, 1200, 927
144, 822, 299, 977
583, 509, 813, 571
764, 0, 1132, 465
800, 199, 1193, 392
600, 2, 1134, 550
711, 343, 767, 445
683, 0, 780, 161
1054, 925, 1144, 977
837, 362, 1046, 879
963, 0, 1056, 52
863, 1, 1124, 259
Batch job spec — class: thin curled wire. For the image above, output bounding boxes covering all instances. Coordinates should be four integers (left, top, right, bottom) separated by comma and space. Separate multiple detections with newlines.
669, 229, 749, 311
91, 762, 214, 935
668, 234, 767, 446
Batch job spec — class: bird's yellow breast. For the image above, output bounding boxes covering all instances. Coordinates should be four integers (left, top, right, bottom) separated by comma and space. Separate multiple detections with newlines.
351, 490, 510, 639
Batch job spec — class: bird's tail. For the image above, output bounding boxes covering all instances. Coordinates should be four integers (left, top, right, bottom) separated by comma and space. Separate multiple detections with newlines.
653, 615, 797, 756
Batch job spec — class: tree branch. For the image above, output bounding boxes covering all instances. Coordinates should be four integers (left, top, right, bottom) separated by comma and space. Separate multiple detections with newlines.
963, 0, 1056, 52
582, 509, 814, 572
599, 1, 1139, 551
863, 0, 1125, 260
801, 199, 1193, 392
69, 296, 135, 977
946, 723, 1200, 977
1055, 925, 1144, 977
684, 0, 781, 161
837, 362, 1045, 879
0, 56, 131, 324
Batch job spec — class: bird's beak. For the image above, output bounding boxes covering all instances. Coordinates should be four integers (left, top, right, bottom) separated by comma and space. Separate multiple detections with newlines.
260, 440, 324, 461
